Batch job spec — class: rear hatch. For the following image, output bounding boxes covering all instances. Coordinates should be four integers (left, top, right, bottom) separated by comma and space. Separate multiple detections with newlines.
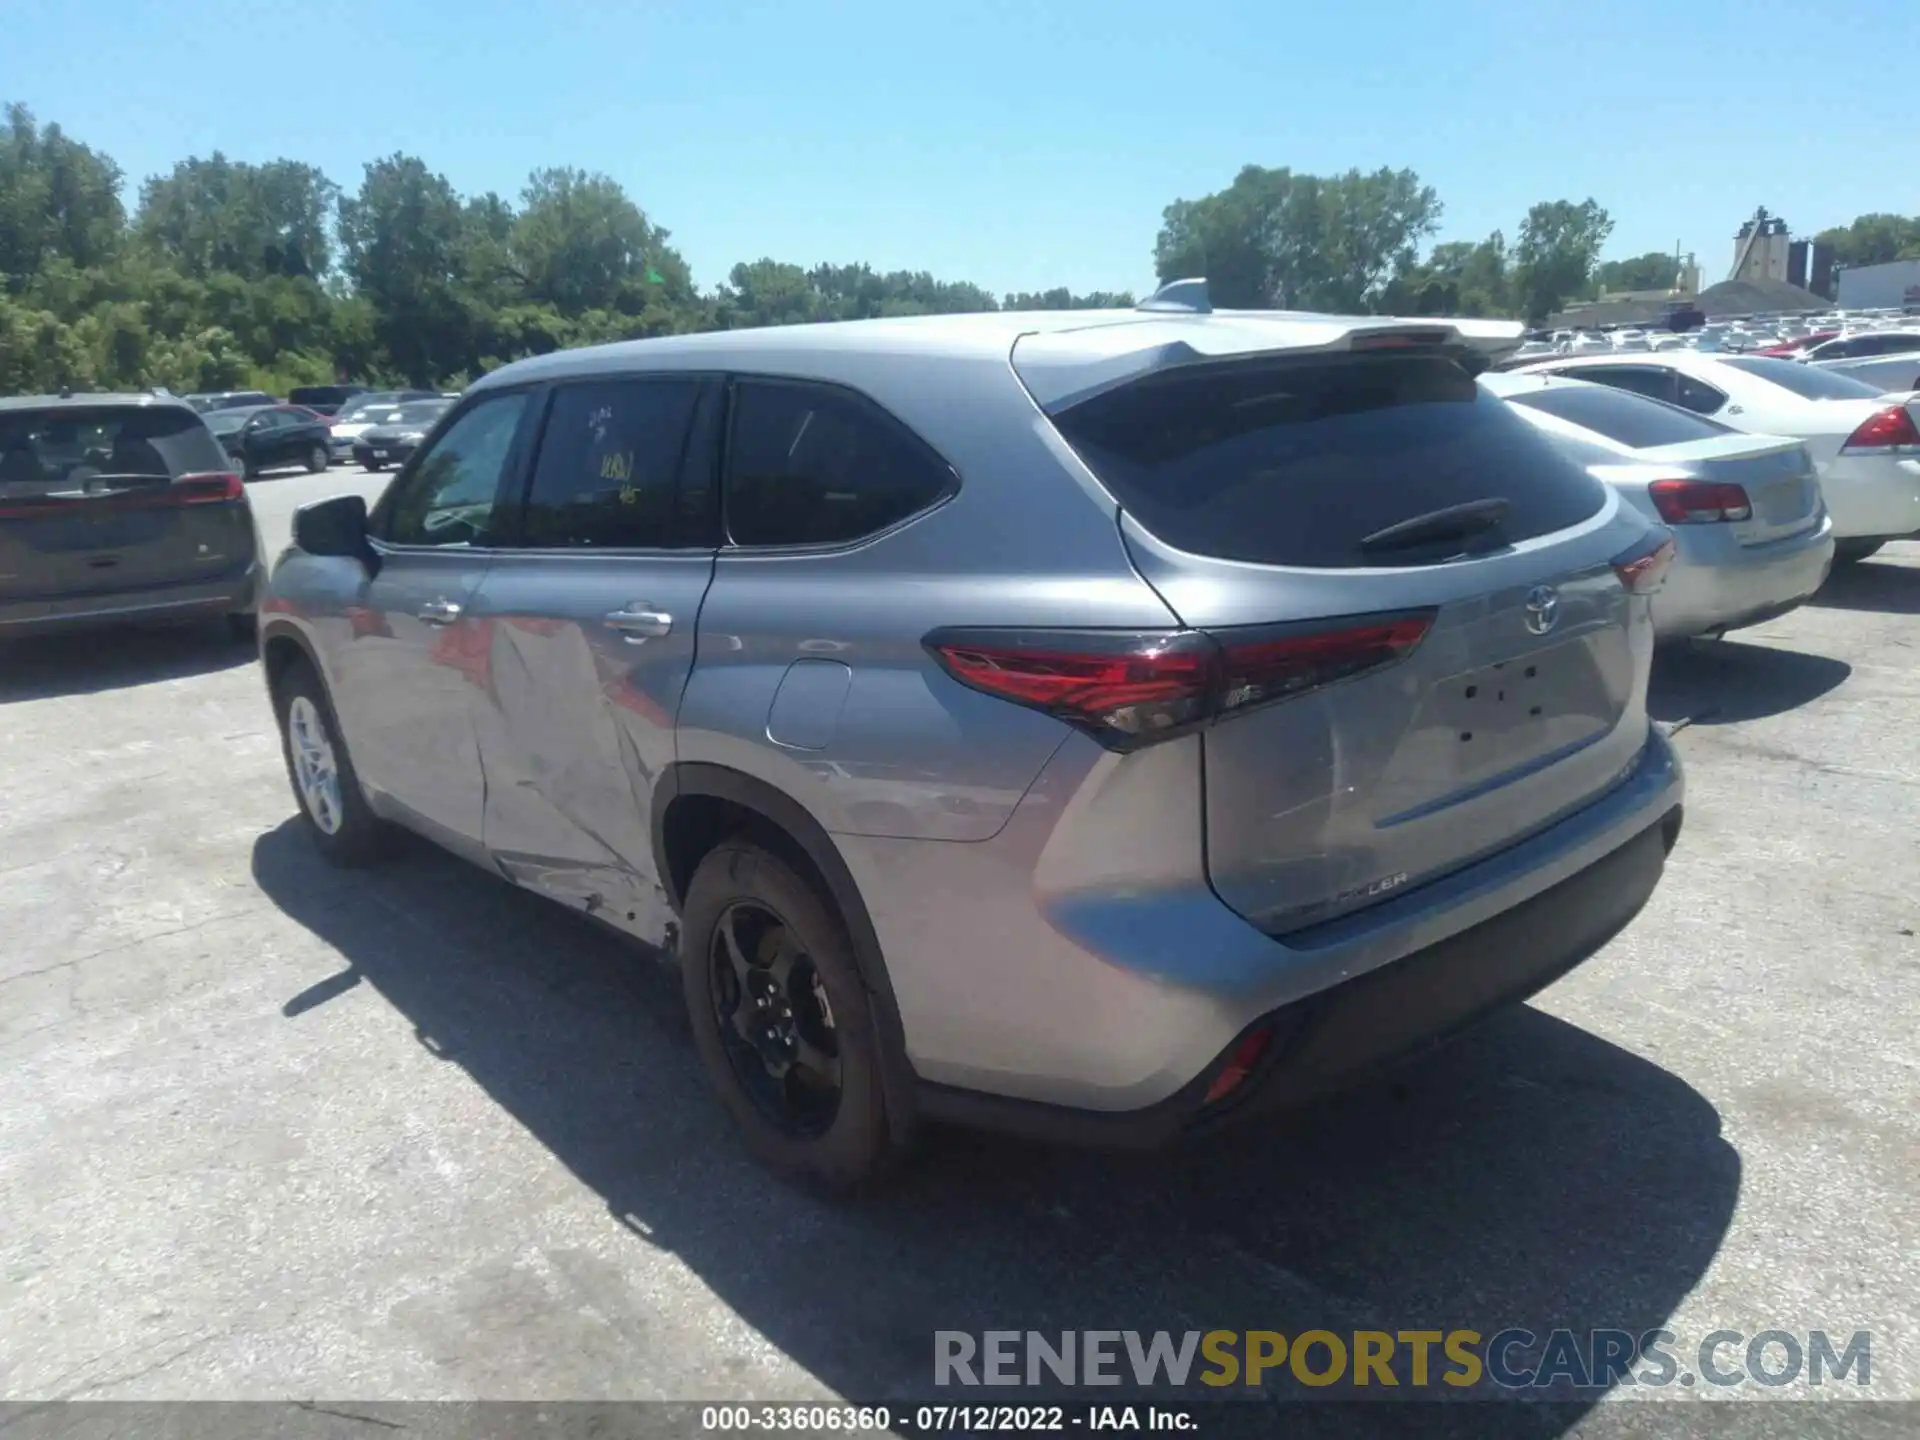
0, 403, 255, 602
1032, 337, 1661, 935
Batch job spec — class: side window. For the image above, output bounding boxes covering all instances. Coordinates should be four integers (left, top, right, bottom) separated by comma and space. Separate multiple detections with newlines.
378, 391, 530, 548
1675, 374, 1727, 415
725, 380, 954, 548
518, 378, 703, 549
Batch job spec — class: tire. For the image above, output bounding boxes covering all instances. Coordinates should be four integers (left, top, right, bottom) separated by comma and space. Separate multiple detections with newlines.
363, 458, 383, 472
1833, 538, 1885, 564
305, 443, 328, 473
271, 657, 392, 866
680, 839, 900, 1193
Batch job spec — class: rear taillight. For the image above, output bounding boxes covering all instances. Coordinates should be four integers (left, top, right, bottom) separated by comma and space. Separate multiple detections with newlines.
1647, 477, 1752, 524
1612, 531, 1677, 596
1840, 405, 1920, 455
925, 610, 1435, 750
170, 471, 246, 504
0, 471, 243, 519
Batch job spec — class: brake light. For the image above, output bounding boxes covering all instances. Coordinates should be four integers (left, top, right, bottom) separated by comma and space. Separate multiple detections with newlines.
1350, 330, 1450, 351
1840, 405, 1920, 455
170, 471, 246, 504
1612, 532, 1676, 595
924, 610, 1435, 750
1647, 477, 1752, 524
0, 471, 243, 519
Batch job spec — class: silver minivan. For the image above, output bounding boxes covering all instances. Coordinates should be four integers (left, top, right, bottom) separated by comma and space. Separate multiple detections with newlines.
259, 291, 1686, 1190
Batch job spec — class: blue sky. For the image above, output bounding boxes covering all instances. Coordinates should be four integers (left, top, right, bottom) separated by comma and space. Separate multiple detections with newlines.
3, 0, 1908, 297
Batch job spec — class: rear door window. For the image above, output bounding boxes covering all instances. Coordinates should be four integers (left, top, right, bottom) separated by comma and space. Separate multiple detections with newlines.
516, 378, 703, 549
724, 380, 955, 548
1505, 384, 1734, 450
1675, 373, 1728, 415
1051, 353, 1606, 568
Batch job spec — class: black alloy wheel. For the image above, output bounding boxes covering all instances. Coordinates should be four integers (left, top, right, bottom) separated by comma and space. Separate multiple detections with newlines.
705, 898, 843, 1137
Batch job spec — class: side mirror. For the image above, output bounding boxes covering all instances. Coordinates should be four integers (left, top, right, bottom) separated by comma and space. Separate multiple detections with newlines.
293, 493, 374, 567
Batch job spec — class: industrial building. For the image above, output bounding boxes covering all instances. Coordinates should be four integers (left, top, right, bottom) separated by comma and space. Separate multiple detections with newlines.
1729, 207, 1835, 298
1835, 258, 1920, 311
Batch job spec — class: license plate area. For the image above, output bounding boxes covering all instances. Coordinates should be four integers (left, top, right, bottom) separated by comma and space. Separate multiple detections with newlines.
1380, 635, 1620, 810
1755, 476, 1813, 525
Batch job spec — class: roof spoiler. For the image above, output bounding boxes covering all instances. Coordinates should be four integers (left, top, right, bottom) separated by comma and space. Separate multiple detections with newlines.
1013, 310, 1531, 411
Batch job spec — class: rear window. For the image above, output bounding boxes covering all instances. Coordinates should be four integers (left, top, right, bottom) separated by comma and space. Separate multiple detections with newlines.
1717, 357, 1883, 400
1053, 354, 1607, 568
1506, 384, 1734, 449
0, 406, 230, 493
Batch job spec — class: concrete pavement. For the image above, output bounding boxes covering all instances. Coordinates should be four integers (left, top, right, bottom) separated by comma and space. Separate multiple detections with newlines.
1, 516, 1916, 1429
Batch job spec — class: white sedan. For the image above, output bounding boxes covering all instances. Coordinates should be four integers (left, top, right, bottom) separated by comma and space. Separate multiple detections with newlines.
1482, 372, 1833, 639
1510, 350, 1920, 562
1803, 330, 1920, 395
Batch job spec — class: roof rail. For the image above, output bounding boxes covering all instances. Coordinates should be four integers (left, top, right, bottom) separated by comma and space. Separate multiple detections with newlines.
1137, 278, 1212, 315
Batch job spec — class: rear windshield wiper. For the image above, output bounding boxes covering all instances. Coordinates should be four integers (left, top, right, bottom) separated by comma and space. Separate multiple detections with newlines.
1358, 497, 1511, 554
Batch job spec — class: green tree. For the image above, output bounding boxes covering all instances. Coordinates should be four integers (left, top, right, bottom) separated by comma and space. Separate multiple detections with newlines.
0, 104, 124, 288
1512, 199, 1614, 322
509, 166, 691, 314
1154, 165, 1441, 311
1002, 287, 1134, 310
1814, 213, 1920, 268
716, 260, 825, 328
338, 154, 474, 384
135, 154, 338, 280
1593, 250, 1679, 296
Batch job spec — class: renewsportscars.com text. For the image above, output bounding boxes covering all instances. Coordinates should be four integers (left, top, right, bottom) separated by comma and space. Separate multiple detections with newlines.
934, 1328, 1872, 1392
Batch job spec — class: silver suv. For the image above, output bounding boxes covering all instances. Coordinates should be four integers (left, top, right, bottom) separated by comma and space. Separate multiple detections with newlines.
260, 291, 1685, 1191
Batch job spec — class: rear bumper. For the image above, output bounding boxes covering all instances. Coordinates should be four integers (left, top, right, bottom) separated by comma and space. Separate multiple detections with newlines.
920, 806, 1679, 1149
843, 725, 1685, 1133
1653, 513, 1834, 638
0, 565, 260, 637
1819, 455, 1920, 540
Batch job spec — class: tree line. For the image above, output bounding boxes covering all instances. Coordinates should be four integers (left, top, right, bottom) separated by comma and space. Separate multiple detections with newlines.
4, 101, 1915, 398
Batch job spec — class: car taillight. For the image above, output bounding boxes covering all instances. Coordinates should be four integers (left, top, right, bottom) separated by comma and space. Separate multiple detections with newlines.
1840, 405, 1920, 455
1647, 477, 1752, 523
169, 471, 246, 504
924, 610, 1435, 751
1612, 531, 1677, 595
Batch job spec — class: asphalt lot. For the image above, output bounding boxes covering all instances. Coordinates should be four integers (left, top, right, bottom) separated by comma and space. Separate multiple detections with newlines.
2, 461, 1916, 1433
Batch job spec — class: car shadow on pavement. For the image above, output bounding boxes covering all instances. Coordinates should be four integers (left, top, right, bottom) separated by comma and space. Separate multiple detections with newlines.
1804, 555, 1920, 616
1648, 638, 1851, 727
253, 821, 1738, 1437
0, 621, 252, 703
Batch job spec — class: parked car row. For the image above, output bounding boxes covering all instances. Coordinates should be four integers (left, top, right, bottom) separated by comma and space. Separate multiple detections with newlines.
1503, 350, 1920, 566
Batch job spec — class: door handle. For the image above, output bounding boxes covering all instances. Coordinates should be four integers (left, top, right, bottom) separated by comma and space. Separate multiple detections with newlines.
604, 604, 673, 641
418, 598, 463, 625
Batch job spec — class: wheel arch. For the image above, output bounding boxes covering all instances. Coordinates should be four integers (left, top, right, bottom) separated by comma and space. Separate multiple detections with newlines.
260, 617, 322, 698
653, 762, 918, 1144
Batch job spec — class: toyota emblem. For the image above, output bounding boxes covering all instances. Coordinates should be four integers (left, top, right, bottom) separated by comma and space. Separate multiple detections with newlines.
1523, 585, 1561, 636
